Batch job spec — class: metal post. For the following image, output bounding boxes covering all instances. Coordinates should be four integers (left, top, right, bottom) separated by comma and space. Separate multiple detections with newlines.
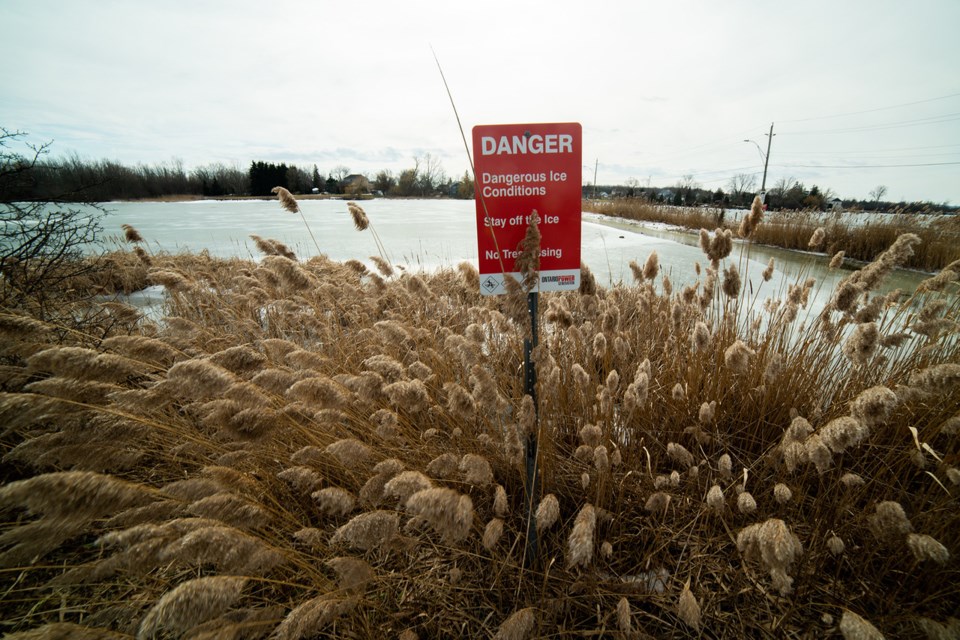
523, 291, 540, 567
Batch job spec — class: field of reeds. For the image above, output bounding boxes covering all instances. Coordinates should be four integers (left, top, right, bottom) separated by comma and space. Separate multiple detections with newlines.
586, 198, 960, 273
1, 195, 958, 639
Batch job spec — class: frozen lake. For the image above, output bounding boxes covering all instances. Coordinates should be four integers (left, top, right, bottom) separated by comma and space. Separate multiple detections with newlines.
98, 198, 931, 314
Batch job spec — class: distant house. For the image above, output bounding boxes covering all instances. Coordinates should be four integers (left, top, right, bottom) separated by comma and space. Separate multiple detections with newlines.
827, 198, 843, 211
340, 174, 371, 194
657, 189, 675, 201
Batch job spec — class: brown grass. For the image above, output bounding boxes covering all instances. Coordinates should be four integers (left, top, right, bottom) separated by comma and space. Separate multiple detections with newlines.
586, 198, 960, 272
0, 211, 958, 638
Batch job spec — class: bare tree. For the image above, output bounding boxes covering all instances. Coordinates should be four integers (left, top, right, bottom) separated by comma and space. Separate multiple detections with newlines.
0, 128, 106, 315
869, 185, 888, 211
415, 153, 446, 196
726, 173, 758, 204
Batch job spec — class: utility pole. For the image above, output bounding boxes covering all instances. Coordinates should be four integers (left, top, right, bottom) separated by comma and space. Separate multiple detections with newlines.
761, 122, 775, 194
593, 158, 598, 199
745, 123, 775, 203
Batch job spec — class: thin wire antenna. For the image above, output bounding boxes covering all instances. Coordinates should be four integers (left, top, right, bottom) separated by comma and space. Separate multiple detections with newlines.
430, 45, 508, 276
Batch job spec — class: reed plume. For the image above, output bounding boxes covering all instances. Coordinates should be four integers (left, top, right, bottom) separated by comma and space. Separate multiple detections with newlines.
272, 595, 357, 640
494, 607, 536, 640
405, 487, 474, 543
330, 510, 399, 552
271, 186, 321, 255
138, 575, 248, 639
566, 503, 596, 568
677, 580, 701, 631
839, 610, 885, 640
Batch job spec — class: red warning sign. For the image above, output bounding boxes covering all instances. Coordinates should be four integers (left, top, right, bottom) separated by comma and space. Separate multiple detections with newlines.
472, 122, 582, 295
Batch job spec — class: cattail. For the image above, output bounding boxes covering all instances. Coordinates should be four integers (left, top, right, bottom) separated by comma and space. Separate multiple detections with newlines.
724, 340, 755, 374
406, 488, 474, 544
672, 383, 686, 400
138, 576, 248, 639
483, 517, 504, 550
273, 595, 357, 640
494, 607, 536, 640
629, 259, 644, 283
677, 580, 701, 631
331, 510, 399, 552
706, 485, 725, 512
906, 533, 949, 564
738, 491, 758, 514
839, 610, 885, 640
567, 503, 596, 568
808, 227, 826, 249
580, 472, 591, 489
536, 494, 560, 531
773, 483, 793, 504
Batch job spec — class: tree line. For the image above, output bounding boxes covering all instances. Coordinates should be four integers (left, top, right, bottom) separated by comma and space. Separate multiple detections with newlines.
597, 172, 953, 214
1, 129, 475, 202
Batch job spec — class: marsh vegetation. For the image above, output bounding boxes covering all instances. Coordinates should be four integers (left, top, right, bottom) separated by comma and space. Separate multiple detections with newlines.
0, 196, 958, 638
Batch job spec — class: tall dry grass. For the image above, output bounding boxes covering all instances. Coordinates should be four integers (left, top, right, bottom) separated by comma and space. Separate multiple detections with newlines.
0, 204, 958, 638
587, 198, 960, 273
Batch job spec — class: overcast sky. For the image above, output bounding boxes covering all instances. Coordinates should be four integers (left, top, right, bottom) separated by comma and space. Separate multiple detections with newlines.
3, 0, 959, 204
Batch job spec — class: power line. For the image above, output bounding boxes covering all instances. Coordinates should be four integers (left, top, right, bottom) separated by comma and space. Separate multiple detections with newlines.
778, 91, 960, 124
781, 113, 960, 136
777, 161, 960, 169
